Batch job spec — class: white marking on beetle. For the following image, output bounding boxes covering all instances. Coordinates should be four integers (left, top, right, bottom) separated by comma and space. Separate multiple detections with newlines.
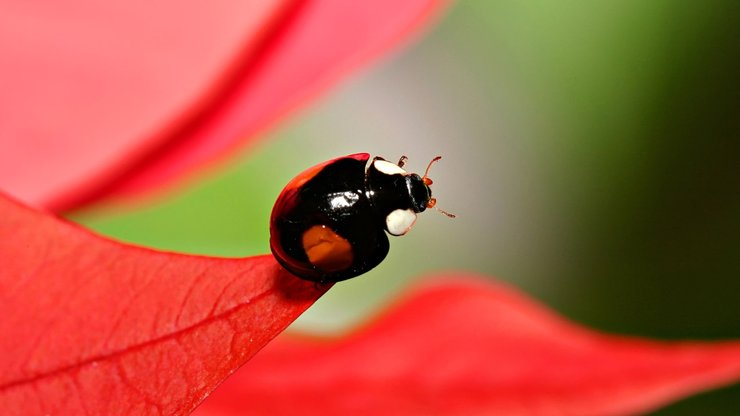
374, 159, 407, 176
386, 209, 417, 236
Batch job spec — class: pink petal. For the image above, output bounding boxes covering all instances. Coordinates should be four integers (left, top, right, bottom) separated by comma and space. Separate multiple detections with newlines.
0, 192, 329, 415
194, 277, 740, 416
0, 0, 448, 212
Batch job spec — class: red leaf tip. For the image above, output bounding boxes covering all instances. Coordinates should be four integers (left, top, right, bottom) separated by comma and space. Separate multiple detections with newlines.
0, 192, 330, 415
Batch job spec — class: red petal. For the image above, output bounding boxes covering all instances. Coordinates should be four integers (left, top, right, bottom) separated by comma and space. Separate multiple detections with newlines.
104, 1, 447, 204
194, 278, 740, 416
0, 0, 292, 211
0, 0, 448, 212
0, 193, 329, 415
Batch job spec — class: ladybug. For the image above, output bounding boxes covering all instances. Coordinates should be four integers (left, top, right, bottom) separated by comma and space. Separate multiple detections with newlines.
270, 153, 454, 283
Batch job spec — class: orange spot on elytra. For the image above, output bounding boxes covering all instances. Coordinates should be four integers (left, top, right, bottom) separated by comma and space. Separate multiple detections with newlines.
302, 225, 354, 273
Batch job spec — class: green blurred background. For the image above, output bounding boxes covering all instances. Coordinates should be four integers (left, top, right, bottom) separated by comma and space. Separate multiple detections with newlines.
71, 1, 740, 413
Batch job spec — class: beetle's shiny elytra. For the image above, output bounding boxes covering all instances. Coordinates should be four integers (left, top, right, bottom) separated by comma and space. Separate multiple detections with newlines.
270, 153, 450, 283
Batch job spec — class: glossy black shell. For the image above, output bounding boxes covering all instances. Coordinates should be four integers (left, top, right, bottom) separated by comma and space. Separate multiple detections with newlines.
270, 153, 432, 283
270, 153, 388, 283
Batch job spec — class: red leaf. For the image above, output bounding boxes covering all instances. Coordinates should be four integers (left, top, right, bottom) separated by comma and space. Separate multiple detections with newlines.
0, 193, 329, 415
0, 0, 448, 212
194, 278, 740, 416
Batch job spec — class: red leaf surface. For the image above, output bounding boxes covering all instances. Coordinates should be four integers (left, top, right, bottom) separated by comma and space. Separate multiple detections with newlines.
0, 0, 447, 212
0, 193, 329, 415
194, 278, 740, 416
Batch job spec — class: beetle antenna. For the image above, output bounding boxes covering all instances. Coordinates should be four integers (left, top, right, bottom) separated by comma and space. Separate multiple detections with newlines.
423, 156, 442, 179
422, 158, 454, 217
422, 156, 442, 186
436, 207, 456, 218
426, 197, 456, 218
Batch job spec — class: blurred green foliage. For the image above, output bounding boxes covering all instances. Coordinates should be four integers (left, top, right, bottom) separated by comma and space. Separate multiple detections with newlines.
72, 1, 740, 413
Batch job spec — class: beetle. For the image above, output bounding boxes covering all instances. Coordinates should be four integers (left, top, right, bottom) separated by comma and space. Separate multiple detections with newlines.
269, 153, 453, 283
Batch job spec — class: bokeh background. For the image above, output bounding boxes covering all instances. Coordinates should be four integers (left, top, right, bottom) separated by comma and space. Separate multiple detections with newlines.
70, 1, 740, 413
